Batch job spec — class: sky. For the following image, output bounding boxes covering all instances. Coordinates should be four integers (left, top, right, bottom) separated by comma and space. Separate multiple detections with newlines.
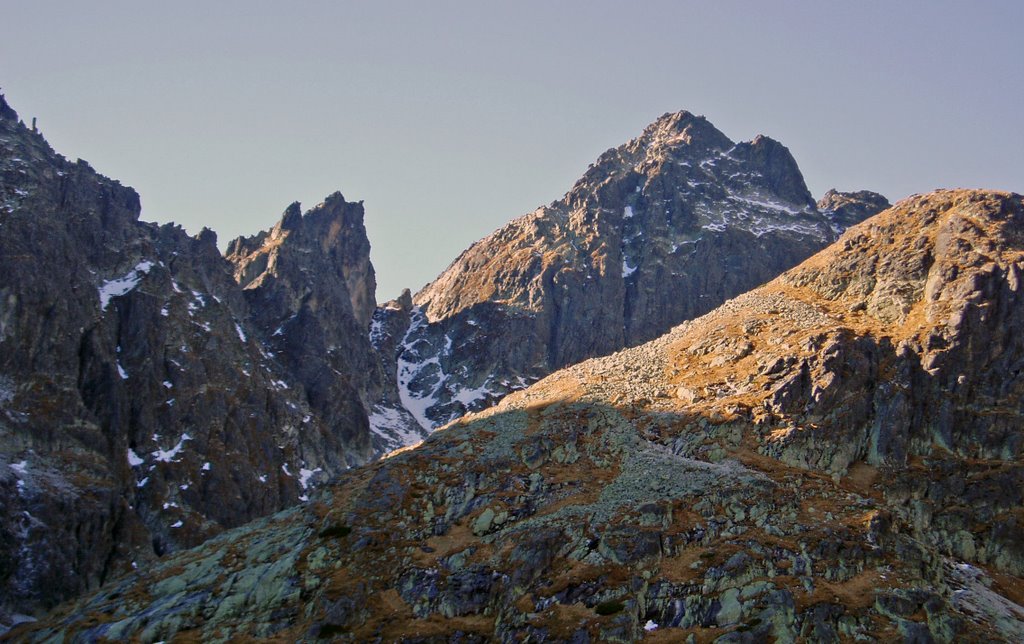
2, 1, 1022, 301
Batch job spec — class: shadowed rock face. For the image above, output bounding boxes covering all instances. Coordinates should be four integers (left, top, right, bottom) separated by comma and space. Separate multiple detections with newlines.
20, 190, 1024, 642
0, 94, 386, 624
225, 196, 379, 468
387, 112, 886, 430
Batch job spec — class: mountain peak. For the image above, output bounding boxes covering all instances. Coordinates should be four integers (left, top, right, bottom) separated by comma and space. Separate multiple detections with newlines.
229, 194, 377, 326
650, 109, 704, 129
0, 91, 17, 121
321, 190, 348, 205
403, 110, 848, 429
279, 201, 303, 229
639, 110, 732, 152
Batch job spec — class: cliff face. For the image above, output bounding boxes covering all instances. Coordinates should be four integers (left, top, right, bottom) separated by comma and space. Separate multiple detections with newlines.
0, 95, 382, 622
20, 190, 1024, 642
225, 196, 380, 465
387, 112, 887, 430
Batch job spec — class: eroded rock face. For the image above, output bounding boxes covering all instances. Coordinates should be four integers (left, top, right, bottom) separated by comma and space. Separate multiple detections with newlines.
390, 112, 885, 430
0, 94, 383, 624
20, 190, 1024, 642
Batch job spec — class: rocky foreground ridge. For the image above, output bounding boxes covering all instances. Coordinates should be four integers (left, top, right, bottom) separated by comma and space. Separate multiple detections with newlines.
388, 111, 888, 430
17, 190, 1024, 642
0, 94, 405, 624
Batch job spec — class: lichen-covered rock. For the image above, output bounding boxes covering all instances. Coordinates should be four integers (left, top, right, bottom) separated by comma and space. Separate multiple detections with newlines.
16, 189, 1023, 642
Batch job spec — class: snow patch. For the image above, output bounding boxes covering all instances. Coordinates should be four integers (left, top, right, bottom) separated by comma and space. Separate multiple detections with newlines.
368, 404, 428, 450
9, 460, 27, 475
727, 192, 806, 216
452, 380, 499, 407
369, 316, 386, 347
396, 307, 445, 431
152, 433, 192, 463
298, 467, 322, 490
127, 449, 144, 467
170, 520, 183, 528
117, 363, 129, 379
622, 259, 637, 278
623, 205, 634, 219
98, 260, 155, 311
234, 323, 247, 343
393, 308, 518, 432
716, 190, 829, 241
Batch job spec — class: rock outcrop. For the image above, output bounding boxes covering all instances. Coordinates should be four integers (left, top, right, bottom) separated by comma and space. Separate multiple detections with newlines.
0, 94, 386, 625
19, 190, 1024, 642
817, 188, 891, 233
389, 112, 887, 429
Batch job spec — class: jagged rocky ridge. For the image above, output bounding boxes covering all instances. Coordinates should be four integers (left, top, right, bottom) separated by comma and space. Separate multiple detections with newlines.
224, 196, 424, 459
817, 189, 891, 234
0, 94, 400, 625
18, 190, 1024, 642
388, 111, 887, 430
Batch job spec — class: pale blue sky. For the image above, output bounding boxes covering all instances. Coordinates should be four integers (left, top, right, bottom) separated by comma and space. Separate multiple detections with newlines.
2, 1, 1021, 301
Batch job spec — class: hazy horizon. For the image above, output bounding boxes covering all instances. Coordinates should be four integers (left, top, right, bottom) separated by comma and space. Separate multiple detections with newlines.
3, 1, 1021, 301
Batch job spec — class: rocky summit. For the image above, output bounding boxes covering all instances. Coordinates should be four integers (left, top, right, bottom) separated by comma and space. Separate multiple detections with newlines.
387, 111, 887, 431
0, 94, 395, 625
225, 195, 424, 460
16, 190, 1024, 642
817, 189, 891, 234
